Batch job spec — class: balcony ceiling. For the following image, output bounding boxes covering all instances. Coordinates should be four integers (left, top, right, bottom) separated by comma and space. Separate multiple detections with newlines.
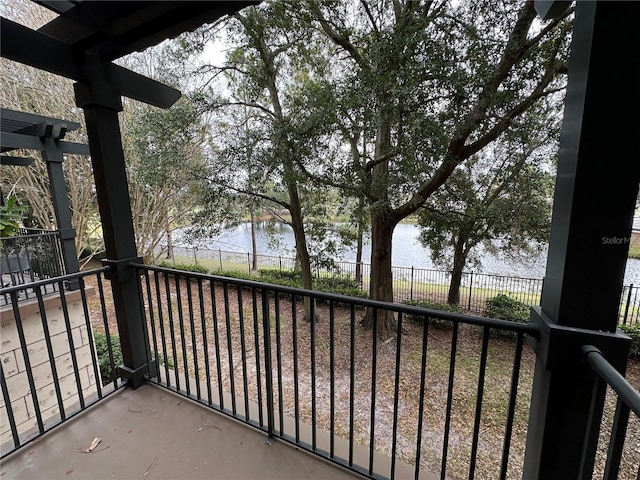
33, 1, 259, 62
1, 1, 260, 108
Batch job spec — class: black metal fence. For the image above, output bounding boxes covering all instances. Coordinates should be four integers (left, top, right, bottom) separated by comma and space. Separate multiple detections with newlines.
157, 245, 640, 325
0, 268, 123, 458
0, 229, 66, 306
2, 261, 638, 478
582, 346, 640, 479
135, 263, 538, 480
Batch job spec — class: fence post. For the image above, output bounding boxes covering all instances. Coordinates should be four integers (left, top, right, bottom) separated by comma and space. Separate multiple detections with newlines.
218, 249, 223, 271
193, 246, 198, 265
468, 272, 473, 310
410, 266, 414, 301
279, 256, 282, 271
248, 252, 251, 273
623, 284, 633, 325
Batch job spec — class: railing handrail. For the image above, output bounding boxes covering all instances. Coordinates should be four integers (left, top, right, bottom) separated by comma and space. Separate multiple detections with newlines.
0, 266, 110, 294
582, 345, 640, 417
3, 230, 62, 241
132, 262, 540, 335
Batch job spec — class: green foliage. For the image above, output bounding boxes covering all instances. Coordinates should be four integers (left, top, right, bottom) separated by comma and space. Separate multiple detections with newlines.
214, 270, 256, 281
0, 196, 27, 238
402, 299, 463, 328
619, 324, 640, 358
93, 332, 123, 386
259, 269, 367, 298
158, 261, 209, 274
484, 294, 530, 324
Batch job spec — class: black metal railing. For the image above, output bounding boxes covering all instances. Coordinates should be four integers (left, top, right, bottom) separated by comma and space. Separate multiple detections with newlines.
134, 263, 539, 480
582, 346, 640, 479
0, 229, 66, 306
0, 268, 123, 458
157, 245, 640, 325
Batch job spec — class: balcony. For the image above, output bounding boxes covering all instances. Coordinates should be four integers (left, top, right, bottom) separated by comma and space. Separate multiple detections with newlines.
1, 266, 638, 479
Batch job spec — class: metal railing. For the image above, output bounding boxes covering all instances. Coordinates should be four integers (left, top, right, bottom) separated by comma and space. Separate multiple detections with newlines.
0, 268, 124, 458
0, 229, 66, 306
582, 346, 640, 479
135, 263, 539, 480
158, 245, 640, 325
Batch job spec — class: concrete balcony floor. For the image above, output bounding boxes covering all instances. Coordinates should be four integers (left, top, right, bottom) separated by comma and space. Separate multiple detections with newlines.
1, 384, 359, 480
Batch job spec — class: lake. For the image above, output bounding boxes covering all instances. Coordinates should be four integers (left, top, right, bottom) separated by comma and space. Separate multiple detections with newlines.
183, 221, 640, 284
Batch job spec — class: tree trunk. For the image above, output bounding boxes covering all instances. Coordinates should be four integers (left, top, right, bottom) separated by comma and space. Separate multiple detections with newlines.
249, 204, 258, 271
363, 214, 396, 338
287, 177, 318, 323
447, 237, 466, 305
362, 97, 398, 338
355, 218, 364, 285
165, 212, 172, 259
447, 235, 469, 306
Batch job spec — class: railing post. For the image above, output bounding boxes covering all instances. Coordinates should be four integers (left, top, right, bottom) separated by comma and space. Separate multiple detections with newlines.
261, 290, 275, 439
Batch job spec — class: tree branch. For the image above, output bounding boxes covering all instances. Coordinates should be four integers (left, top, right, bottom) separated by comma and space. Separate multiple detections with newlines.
360, 0, 380, 37
308, 2, 367, 69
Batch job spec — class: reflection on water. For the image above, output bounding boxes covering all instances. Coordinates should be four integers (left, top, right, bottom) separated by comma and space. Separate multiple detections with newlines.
182, 221, 640, 284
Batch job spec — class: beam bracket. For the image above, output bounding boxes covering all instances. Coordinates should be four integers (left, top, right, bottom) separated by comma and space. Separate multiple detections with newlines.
119, 359, 158, 389
528, 307, 631, 373
102, 256, 143, 282
74, 81, 122, 111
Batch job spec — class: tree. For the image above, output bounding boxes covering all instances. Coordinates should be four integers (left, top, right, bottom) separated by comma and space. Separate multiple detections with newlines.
296, 0, 572, 337
121, 93, 210, 263
418, 123, 557, 305
189, 4, 351, 321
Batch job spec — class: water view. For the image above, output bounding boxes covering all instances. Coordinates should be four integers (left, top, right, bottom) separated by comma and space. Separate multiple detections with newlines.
183, 222, 640, 285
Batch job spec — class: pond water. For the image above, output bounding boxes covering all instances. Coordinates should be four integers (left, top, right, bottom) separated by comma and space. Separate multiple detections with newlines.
183, 221, 640, 284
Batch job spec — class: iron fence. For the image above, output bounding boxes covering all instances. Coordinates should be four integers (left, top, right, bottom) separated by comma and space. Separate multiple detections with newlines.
582, 345, 640, 478
135, 263, 538, 480
157, 245, 640, 325
0, 268, 123, 458
1, 229, 66, 306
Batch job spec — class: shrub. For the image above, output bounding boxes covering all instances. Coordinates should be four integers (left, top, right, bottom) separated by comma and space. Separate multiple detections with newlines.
93, 331, 123, 385
215, 270, 256, 281
619, 323, 640, 358
158, 261, 209, 274
484, 294, 530, 324
258, 269, 367, 298
402, 299, 462, 328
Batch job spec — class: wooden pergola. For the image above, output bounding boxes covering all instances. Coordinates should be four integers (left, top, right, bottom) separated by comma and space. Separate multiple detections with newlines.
1, 107, 91, 284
